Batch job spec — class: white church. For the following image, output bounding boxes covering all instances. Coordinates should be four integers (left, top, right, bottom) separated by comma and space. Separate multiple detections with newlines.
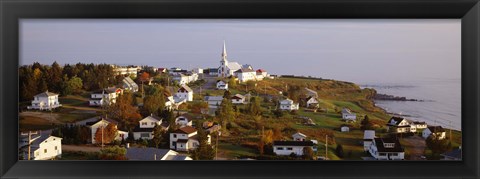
218, 41, 266, 83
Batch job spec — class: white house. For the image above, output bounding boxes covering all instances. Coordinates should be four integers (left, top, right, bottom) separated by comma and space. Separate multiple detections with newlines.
21, 135, 62, 160
231, 94, 246, 104
172, 73, 198, 85
121, 77, 139, 92
305, 96, 319, 108
112, 65, 140, 77
412, 121, 428, 130
175, 115, 193, 127
170, 126, 211, 152
387, 117, 415, 133
422, 126, 446, 140
273, 141, 314, 156
126, 147, 192, 160
279, 98, 299, 111
85, 117, 128, 144
341, 108, 357, 122
216, 80, 228, 90
133, 115, 168, 140
205, 96, 224, 108
256, 69, 269, 80
363, 130, 376, 151
27, 91, 62, 110
89, 87, 122, 106
234, 68, 257, 83
175, 85, 193, 102
368, 138, 405, 160
292, 132, 307, 141
192, 68, 203, 74
340, 125, 350, 132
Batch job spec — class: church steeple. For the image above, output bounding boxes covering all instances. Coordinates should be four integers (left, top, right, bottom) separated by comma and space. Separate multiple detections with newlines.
222, 40, 227, 60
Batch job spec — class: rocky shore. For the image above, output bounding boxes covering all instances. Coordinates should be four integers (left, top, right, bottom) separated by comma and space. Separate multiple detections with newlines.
374, 93, 423, 102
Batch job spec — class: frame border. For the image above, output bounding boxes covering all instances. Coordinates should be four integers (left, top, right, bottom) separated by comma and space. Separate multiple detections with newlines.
1, 0, 479, 178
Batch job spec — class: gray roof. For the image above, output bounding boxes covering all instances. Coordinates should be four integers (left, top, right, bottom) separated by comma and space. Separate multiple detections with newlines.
205, 96, 224, 101
441, 148, 462, 159
234, 68, 255, 73
34, 91, 58, 97
126, 147, 172, 160
30, 135, 61, 147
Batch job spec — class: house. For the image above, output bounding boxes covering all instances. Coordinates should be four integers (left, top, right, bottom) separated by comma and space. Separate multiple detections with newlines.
441, 147, 462, 160
231, 94, 246, 104
341, 108, 357, 122
256, 69, 269, 80
422, 126, 446, 140
168, 68, 187, 76
363, 130, 376, 151
411, 121, 428, 130
234, 68, 257, 83
204, 96, 224, 108
387, 117, 415, 133
27, 91, 62, 110
112, 65, 140, 77
216, 80, 228, 90
292, 132, 307, 141
21, 135, 62, 160
157, 68, 167, 73
175, 115, 193, 127
368, 138, 405, 160
121, 77, 139, 92
169, 126, 211, 152
273, 141, 315, 156
340, 125, 350, 132
172, 73, 198, 85
205, 68, 218, 76
303, 88, 318, 98
126, 147, 192, 160
175, 85, 193, 102
89, 87, 122, 106
192, 68, 203, 74
133, 115, 169, 140
279, 98, 299, 111
85, 117, 128, 144
305, 96, 319, 108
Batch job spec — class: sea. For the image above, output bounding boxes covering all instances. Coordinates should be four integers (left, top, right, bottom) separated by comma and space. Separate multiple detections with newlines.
360, 78, 461, 131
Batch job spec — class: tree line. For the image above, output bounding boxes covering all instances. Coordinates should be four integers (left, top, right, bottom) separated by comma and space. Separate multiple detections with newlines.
19, 62, 121, 101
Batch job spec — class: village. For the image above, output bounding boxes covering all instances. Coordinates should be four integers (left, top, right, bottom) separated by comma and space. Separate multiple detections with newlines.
18, 42, 462, 161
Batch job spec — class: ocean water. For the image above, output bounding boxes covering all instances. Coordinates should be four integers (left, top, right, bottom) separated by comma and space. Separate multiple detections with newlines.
360, 78, 461, 131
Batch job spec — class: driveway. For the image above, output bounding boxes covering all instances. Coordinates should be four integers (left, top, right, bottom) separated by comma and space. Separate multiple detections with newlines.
62, 144, 102, 153
401, 135, 426, 160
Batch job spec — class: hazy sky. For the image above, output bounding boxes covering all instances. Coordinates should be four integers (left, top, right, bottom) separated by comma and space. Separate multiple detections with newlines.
20, 19, 460, 84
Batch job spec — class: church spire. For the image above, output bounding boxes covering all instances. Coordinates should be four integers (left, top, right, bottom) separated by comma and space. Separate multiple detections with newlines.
222, 40, 227, 59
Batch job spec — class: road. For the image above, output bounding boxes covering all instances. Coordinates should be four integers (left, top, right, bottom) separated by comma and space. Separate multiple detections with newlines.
193, 74, 217, 94
401, 135, 427, 160
62, 144, 102, 153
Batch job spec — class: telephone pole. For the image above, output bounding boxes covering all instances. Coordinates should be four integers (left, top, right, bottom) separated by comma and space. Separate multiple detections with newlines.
325, 135, 328, 160
22, 130, 39, 160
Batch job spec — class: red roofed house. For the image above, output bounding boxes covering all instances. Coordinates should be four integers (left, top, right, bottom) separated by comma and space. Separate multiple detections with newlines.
169, 126, 211, 151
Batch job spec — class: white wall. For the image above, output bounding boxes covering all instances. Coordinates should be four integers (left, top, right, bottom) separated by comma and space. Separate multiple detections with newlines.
273, 145, 310, 156
31, 137, 62, 160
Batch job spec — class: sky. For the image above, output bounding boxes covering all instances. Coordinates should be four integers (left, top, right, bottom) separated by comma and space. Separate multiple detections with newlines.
20, 19, 461, 84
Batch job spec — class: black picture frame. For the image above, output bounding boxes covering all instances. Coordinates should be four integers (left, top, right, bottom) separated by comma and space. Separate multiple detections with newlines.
1, 0, 479, 178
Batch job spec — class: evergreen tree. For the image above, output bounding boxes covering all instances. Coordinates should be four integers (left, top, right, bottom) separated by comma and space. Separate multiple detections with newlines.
336, 144, 344, 158
152, 125, 164, 148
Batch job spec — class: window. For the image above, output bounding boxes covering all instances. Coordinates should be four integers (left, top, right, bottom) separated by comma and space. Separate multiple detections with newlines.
44, 149, 47, 153
173, 134, 177, 138
55, 146, 58, 150
287, 147, 293, 150
140, 133, 150, 138
392, 153, 398, 156
141, 122, 147, 126
379, 153, 386, 156
276, 147, 284, 150
151, 122, 155, 126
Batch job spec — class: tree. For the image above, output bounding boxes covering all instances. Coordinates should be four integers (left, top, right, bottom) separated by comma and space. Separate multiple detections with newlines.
426, 136, 450, 158
336, 144, 344, 158
152, 125, 165, 148
189, 101, 209, 114
228, 76, 237, 88
49, 61, 63, 92
106, 92, 142, 131
361, 115, 374, 130
247, 96, 263, 115
143, 93, 165, 116
190, 127, 215, 160
99, 146, 127, 160
302, 147, 315, 160
94, 123, 118, 145
217, 98, 235, 129
66, 76, 83, 94
223, 90, 231, 100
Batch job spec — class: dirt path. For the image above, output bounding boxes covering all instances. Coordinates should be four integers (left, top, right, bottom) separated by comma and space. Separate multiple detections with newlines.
62, 144, 102, 153
401, 135, 426, 160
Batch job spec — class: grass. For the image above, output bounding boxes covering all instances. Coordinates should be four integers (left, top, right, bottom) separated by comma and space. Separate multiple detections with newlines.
218, 142, 258, 159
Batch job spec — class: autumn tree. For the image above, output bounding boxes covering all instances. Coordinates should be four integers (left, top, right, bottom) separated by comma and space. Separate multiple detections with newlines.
152, 125, 165, 148
302, 147, 315, 160
106, 92, 142, 131
144, 93, 165, 116
247, 96, 263, 116
228, 76, 237, 88
48, 61, 64, 92
259, 129, 274, 155
94, 123, 118, 145
189, 101, 209, 114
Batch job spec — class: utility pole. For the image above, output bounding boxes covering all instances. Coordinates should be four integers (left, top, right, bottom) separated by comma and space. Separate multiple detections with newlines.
325, 135, 328, 160
101, 122, 104, 149
215, 131, 220, 160
22, 130, 38, 160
